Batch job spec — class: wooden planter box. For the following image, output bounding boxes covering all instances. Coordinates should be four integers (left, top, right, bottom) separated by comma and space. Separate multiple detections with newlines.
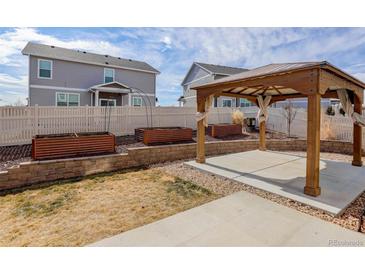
207, 124, 243, 138
32, 132, 115, 160
135, 127, 193, 145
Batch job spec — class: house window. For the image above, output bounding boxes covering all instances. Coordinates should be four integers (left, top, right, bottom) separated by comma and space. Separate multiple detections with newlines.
38, 59, 52, 79
222, 99, 232, 107
104, 68, 115, 83
56, 92, 80, 107
132, 97, 142, 107
239, 98, 252, 107
68, 94, 80, 106
99, 99, 116, 107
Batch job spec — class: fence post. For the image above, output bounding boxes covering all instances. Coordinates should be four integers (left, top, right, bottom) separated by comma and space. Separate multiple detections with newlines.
184, 112, 187, 128
34, 104, 39, 136
86, 106, 90, 132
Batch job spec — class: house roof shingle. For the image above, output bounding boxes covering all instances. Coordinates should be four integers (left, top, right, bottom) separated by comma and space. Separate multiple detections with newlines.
22, 42, 160, 74
195, 62, 248, 75
192, 62, 323, 88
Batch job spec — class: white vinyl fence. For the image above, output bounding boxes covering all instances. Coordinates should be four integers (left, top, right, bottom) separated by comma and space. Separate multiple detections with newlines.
1, 105, 364, 148
0, 106, 236, 146
266, 108, 365, 148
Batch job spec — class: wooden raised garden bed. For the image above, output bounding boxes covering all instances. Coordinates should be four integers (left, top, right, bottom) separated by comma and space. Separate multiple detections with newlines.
207, 124, 242, 138
32, 132, 115, 160
135, 127, 193, 145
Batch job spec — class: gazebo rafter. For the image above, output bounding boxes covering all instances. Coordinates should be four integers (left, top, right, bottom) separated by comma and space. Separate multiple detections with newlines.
193, 61, 365, 197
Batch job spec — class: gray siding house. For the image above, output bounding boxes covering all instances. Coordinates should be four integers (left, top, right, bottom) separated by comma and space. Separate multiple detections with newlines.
179, 62, 251, 108
22, 42, 159, 107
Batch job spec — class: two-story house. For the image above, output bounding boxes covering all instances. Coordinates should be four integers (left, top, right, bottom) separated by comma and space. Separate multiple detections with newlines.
22, 42, 159, 107
179, 62, 251, 108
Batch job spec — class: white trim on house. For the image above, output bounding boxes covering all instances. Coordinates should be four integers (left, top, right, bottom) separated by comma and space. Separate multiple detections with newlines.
31, 84, 155, 98
183, 95, 197, 100
194, 62, 214, 74
37, 59, 53, 79
91, 81, 129, 89
55, 92, 80, 107
92, 87, 130, 93
30, 84, 87, 92
181, 63, 197, 85
183, 74, 212, 86
104, 68, 115, 83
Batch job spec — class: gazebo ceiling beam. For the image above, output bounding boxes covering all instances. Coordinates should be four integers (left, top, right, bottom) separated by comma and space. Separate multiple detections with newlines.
269, 93, 307, 104
217, 92, 257, 104
238, 87, 249, 94
215, 91, 309, 105
272, 86, 283, 95
261, 87, 269, 96
247, 86, 264, 95
223, 87, 237, 93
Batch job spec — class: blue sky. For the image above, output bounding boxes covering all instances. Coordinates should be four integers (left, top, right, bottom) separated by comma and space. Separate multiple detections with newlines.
1, 27, 365, 106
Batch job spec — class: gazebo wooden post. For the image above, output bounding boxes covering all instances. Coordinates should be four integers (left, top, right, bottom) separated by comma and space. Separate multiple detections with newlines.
352, 94, 363, 167
259, 120, 266, 151
196, 97, 206, 163
304, 93, 321, 197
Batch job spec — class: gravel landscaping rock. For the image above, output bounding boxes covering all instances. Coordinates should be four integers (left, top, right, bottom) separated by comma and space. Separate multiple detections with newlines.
0, 157, 31, 172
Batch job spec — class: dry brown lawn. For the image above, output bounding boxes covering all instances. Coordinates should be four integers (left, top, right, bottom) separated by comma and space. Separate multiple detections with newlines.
0, 168, 219, 246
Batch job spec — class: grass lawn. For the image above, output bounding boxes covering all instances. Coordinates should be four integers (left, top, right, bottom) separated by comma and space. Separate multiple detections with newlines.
0, 167, 220, 246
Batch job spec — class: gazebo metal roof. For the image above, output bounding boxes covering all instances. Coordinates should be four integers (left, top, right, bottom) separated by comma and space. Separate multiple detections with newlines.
192, 61, 365, 104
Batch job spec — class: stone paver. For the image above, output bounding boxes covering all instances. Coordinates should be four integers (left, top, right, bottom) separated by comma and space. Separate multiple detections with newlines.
89, 191, 365, 247
185, 150, 365, 215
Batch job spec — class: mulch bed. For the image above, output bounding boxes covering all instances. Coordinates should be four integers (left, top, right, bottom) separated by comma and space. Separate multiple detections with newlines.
0, 145, 31, 161
0, 145, 32, 172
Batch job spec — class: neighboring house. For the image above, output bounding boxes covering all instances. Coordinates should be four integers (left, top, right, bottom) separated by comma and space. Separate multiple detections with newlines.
180, 62, 251, 108
272, 98, 336, 109
22, 42, 159, 107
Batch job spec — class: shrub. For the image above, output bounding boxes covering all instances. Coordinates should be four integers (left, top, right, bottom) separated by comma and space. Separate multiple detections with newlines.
321, 119, 336, 140
232, 110, 244, 125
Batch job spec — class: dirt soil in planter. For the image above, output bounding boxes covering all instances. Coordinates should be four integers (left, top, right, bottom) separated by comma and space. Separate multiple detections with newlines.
0, 168, 219, 246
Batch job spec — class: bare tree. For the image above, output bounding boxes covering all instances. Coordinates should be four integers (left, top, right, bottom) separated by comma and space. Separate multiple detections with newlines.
12, 98, 26, 106
281, 100, 298, 138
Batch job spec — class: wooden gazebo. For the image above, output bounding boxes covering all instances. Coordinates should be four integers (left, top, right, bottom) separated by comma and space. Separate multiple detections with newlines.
193, 61, 365, 197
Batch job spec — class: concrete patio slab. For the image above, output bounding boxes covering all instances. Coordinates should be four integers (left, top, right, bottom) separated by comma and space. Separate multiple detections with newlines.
185, 150, 365, 215
89, 191, 365, 247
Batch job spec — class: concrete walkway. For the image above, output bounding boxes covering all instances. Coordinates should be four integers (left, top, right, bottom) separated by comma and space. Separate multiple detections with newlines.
90, 191, 365, 247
